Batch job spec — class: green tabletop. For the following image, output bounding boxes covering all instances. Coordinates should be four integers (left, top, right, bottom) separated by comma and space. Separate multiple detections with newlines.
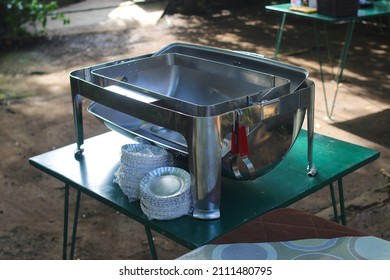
265, 3, 390, 22
29, 131, 379, 249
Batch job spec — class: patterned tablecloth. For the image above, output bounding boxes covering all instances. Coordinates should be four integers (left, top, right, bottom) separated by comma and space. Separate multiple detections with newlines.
178, 236, 390, 260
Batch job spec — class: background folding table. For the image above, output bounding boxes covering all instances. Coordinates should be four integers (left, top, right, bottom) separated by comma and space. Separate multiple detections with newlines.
266, 3, 390, 119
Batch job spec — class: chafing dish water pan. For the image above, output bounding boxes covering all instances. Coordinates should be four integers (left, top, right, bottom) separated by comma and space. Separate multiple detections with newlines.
70, 42, 316, 220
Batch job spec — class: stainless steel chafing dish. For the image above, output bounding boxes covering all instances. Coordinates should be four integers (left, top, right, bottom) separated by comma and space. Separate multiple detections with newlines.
70, 42, 317, 220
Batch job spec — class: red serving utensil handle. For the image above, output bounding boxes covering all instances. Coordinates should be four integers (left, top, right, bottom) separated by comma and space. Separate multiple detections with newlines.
238, 125, 249, 156
231, 125, 249, 156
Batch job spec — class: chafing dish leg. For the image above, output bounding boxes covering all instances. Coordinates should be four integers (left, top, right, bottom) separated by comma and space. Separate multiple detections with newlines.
72, 94, 84, 158
306, 81, 317, 176
188, 117, 222, 219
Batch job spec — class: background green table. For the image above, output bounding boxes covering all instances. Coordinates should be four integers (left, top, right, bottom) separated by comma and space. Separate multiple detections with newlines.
29, 131, 379, 259
266, 3, 390, 119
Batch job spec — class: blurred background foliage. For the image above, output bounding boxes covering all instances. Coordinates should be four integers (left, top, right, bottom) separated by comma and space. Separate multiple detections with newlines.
0, 0, 281, 49
0, 0, 70, 49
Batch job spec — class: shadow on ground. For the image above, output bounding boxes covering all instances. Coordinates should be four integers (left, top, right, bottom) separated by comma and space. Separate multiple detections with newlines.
332, 109, 390, 148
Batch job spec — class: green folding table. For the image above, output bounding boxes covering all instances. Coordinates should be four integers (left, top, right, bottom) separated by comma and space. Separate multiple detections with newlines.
29, 131, 379, 259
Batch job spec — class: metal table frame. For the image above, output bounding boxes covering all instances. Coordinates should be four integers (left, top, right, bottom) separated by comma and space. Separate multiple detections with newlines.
29, 131, 379, 260
266, 3, 390, 119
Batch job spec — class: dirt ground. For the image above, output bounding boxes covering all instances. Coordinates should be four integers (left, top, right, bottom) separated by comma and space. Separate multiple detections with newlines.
0, 2, 389, 260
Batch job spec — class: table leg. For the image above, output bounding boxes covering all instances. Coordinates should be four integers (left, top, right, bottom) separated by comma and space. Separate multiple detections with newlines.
328, 180, 347, 226
63, 184, 69, 260
144, 226, 158, 260
63, 188, 160, 259
70, 190, 81, 260
314, 20, 333, 119
273, 13, 286, 60
314, 20, 356, 119
62, 186, 82, 260
329, 183, 340, 223
323, 22, 335, 79
336, 20, 355, 84
338, 179, 347, 226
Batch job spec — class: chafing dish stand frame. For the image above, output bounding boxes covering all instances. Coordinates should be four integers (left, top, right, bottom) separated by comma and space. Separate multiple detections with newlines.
70, 53, 317, 220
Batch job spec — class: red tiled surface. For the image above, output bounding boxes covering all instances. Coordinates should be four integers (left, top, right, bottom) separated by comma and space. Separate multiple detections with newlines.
211, 208, 366, 244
